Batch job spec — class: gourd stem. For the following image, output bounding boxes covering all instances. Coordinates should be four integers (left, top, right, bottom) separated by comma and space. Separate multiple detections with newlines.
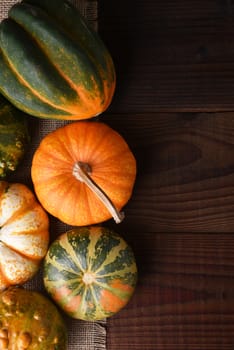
73, 162, 125, 224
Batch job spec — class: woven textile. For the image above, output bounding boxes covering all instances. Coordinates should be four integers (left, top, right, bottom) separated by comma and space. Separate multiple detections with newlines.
0, 1, 106, 349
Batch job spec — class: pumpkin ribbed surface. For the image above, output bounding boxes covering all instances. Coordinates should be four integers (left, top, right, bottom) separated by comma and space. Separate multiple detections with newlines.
0, 181, 49, 291
43, 226, 138, 321
0, 286, 67, 349
31, 121, 137, 226
0, 0, 116, 120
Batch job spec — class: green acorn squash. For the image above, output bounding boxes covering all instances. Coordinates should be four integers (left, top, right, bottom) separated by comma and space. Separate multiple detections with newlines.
43, 226, 138, 321
0, 0, 116, 121
0, 286, 67, 349
0, 95, 29, 178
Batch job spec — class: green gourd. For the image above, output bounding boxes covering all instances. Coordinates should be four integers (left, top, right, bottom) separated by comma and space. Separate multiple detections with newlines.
43, 226, 138, 321
0, 0, 116, 120
0, 286, 67, 349
0, 95, 29, 178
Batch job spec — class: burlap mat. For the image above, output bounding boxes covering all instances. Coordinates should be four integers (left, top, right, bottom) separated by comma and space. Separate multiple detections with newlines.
0, 1, 106, 349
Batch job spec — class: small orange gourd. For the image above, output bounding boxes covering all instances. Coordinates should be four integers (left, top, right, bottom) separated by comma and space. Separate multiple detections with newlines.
0, 181, 49, 291
31, 121, 136, 226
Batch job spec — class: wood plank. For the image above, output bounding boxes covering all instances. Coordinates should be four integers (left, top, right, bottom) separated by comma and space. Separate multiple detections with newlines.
99, 1, 234, 112
99, 2, 234, 350
103, 112, 234, 232
106, 232, 234, 350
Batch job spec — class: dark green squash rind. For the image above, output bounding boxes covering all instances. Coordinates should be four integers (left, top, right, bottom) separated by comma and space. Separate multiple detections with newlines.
22, 0, 116, 81
10, 3, 106, 93
0, 95, 30, 177
0, 48, 71, 118
0, 0, 116, 120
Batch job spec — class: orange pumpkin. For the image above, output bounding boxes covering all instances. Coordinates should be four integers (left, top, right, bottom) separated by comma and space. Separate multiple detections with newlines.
31, 121, 136, 226
0, 181, 49, 291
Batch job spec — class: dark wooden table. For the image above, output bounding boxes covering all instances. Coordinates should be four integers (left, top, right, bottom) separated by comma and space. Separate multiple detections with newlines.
99, 1, 234, 349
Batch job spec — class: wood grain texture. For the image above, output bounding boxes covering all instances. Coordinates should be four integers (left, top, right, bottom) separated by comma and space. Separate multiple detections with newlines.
106, 233, 234, 350
104, 112, 234, 233
99, 0, 234, 349
99, 0, 234, 112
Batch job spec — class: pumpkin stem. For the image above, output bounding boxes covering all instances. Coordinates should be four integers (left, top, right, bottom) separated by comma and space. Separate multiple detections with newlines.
73, 162, 125, 224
